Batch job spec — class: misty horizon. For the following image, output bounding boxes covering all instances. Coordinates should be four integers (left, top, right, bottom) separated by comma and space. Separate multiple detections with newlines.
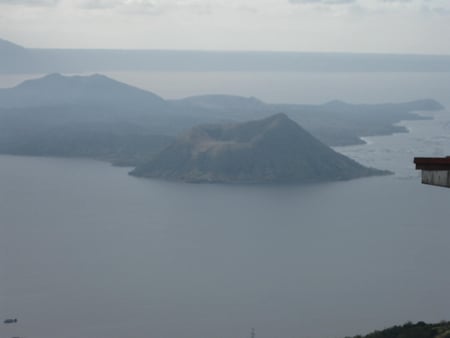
4, 37, 450, 56
3, 37, 450, 74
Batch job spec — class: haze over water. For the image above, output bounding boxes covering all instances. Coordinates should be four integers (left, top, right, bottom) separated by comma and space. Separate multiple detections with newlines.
1, 72, 450, 338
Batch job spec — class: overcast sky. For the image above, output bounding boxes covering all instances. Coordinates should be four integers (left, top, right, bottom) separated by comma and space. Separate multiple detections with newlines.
1, 0, 450, 54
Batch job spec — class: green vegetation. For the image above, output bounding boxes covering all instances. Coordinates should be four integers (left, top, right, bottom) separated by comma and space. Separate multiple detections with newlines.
345, 321, 450, 338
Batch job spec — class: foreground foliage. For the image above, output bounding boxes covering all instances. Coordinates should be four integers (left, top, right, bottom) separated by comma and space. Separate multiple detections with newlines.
345, 321, 450, 338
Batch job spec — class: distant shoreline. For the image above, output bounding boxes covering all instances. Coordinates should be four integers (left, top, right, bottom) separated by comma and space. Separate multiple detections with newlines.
347, 110, 436, 147
4, 36, 450, 73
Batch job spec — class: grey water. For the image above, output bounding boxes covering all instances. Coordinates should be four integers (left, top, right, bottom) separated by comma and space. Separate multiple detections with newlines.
1, 72, 450, 338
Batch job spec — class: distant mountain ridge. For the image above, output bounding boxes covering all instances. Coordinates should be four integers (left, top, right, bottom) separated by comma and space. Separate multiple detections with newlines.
172, 94, 443, 145
0, 38, 34, 73
0, 74, 176, 164
0, 73, 443, 167
131, 114, 389, 183
0, 73, 167, 110
0, 38, 26, 51
3, 38, 450, 73
175, 95, 266, 112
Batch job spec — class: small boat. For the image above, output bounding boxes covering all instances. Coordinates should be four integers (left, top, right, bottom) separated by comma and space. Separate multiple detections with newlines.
3, 318, 18, 324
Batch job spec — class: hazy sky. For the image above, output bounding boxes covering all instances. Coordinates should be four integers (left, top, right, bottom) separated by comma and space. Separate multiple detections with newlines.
1, 0, 450, 54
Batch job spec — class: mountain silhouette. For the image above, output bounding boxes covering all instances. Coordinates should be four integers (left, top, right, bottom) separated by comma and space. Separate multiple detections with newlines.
131, 113, 389, 183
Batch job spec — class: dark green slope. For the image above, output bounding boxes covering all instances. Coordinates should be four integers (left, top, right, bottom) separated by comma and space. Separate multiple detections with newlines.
131, 113, 389, 183
344, 321, 450, 338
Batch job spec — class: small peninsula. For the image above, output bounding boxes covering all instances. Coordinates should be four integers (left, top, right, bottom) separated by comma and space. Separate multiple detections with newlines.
130, 114, 389, 183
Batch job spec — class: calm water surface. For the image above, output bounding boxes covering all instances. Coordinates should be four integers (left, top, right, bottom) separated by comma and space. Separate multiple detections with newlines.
1, 72, 450, 338
1, 150, 450, 338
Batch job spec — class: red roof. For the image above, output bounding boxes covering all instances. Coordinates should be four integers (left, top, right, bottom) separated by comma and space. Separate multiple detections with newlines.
414, 157, 450, 170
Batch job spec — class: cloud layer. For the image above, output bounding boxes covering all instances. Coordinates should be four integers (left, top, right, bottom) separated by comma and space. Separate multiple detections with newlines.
1, 0, 450, 53
0, 0, 59, 5
289, 0, 355, 4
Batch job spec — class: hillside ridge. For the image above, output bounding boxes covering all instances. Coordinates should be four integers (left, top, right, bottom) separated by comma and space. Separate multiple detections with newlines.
131, 114, 390, 183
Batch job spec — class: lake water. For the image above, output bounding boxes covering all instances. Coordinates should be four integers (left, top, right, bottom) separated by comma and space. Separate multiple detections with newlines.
1, 72, 450, 338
